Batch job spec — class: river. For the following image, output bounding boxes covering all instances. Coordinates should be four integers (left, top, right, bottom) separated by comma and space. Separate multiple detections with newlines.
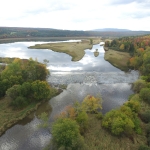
0, 40, 139, 150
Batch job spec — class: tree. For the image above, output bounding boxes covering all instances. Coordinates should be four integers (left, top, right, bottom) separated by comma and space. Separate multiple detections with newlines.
139, 88, 150, 104
31, 80, 57, 101
82, 95, 102, 113
119, 44, 124, 50
90, 39, 93, 45
52, 118, 85, 149
76, 111, 89, 134
132, 79, 147, 93
102, 109, 135, 135
6, 85, 21, 100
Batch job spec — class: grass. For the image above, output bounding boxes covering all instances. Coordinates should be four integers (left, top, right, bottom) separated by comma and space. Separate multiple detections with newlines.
0, 97, 51, 136
104, 49, 131, 71
29, 38, 101, 61
83, 114, 147, 150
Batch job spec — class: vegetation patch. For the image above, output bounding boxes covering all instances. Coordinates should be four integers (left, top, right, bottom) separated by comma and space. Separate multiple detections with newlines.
104, 49, 131, 71
0, 58, 58, 135
29, 38, 101, 61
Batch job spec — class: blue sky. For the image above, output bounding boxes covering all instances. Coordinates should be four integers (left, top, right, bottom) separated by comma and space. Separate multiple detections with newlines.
0, 0, 150, 31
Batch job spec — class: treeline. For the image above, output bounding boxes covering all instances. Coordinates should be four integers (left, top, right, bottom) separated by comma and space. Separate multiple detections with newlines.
105, 35, 150, 54
0, 58, 57, 108
105, 35, 150, 78
104, 35, 150, 149
0, 27, 150, 39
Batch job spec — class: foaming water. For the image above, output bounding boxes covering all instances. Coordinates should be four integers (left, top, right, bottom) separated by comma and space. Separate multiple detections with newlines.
48, 70, 139, 85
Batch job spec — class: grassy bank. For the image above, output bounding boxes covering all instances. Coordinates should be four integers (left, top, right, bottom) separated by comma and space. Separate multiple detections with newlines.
0, 93, 55, 136
104, 49, 131, 71
29, 38, 101, 61
83, 114, 147, 150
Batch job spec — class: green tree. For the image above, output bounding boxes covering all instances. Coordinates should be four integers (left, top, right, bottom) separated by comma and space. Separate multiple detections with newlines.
31, 80, 51, 101
102, 109, 135, 135
133, 79, 147, 93
90, 39, 93, 45
139, 88, 150, 104
52, 118, 85, 150
6, 85, 21, 100
76, 111, 89, 134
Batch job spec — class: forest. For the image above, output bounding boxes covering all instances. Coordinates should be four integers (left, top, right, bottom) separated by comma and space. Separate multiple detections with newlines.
0, 27, 150, 39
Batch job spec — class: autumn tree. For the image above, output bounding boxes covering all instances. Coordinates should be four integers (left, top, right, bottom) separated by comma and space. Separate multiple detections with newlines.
119, 44, 124, 50
82, 95, 102, 113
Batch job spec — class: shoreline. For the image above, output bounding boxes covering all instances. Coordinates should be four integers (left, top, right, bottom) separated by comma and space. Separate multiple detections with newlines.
28, 38, 101, 61
104, 49, 131, 71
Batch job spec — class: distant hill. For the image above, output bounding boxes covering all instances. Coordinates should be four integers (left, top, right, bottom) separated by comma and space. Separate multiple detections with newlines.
93, 28, 131, 32
0, 27, 150, 40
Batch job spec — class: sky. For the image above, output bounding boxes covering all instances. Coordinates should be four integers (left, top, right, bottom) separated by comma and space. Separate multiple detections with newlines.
0, 0, 150, 31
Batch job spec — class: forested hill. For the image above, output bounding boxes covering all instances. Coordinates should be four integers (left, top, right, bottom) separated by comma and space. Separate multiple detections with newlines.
0, 27, 150, 39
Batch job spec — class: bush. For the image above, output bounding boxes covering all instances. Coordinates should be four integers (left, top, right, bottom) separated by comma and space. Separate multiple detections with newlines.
139, 88, 150, 104
76, 111, 89, 134
11, 96, 29, 108
140, 110, 150, 123
95, 112, 103, 120
133, 79, 147, 93
138, 145, 150, 150
6, 85, 21, 100
124, 100, 140, 113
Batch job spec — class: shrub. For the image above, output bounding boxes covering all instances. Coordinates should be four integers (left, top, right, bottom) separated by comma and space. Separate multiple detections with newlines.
76, 111, 89, 134
124, 100, 140, 113
11, 96, 28, 108
133, 79, 147, 93
139, 88, 150, 104
95, 112, 103, 120
138, 145, 150, 150
140, 110, 150, 123
6, 85, 21, 100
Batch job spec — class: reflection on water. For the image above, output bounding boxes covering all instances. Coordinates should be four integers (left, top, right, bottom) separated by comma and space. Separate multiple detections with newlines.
0, 41, 119, 72
49, 83, 134, 123
0, 41, 139, 150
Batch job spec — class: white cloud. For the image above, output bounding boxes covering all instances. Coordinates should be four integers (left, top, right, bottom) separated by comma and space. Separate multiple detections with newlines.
0, 0, 150, 31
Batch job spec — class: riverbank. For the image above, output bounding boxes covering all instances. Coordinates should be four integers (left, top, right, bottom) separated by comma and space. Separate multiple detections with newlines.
29, 38, 101, 61
0, 96, 53, 136
104, 49, 131, 71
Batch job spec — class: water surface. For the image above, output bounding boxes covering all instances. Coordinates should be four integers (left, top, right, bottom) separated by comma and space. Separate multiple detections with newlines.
0, 40, 139, 150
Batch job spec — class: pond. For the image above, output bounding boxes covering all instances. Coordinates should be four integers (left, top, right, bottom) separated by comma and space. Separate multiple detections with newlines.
0, 40, 139, 150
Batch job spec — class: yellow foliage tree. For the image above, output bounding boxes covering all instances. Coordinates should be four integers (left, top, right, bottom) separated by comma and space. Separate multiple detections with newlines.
82, 95, 102, 113
119, 44, 125, 50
